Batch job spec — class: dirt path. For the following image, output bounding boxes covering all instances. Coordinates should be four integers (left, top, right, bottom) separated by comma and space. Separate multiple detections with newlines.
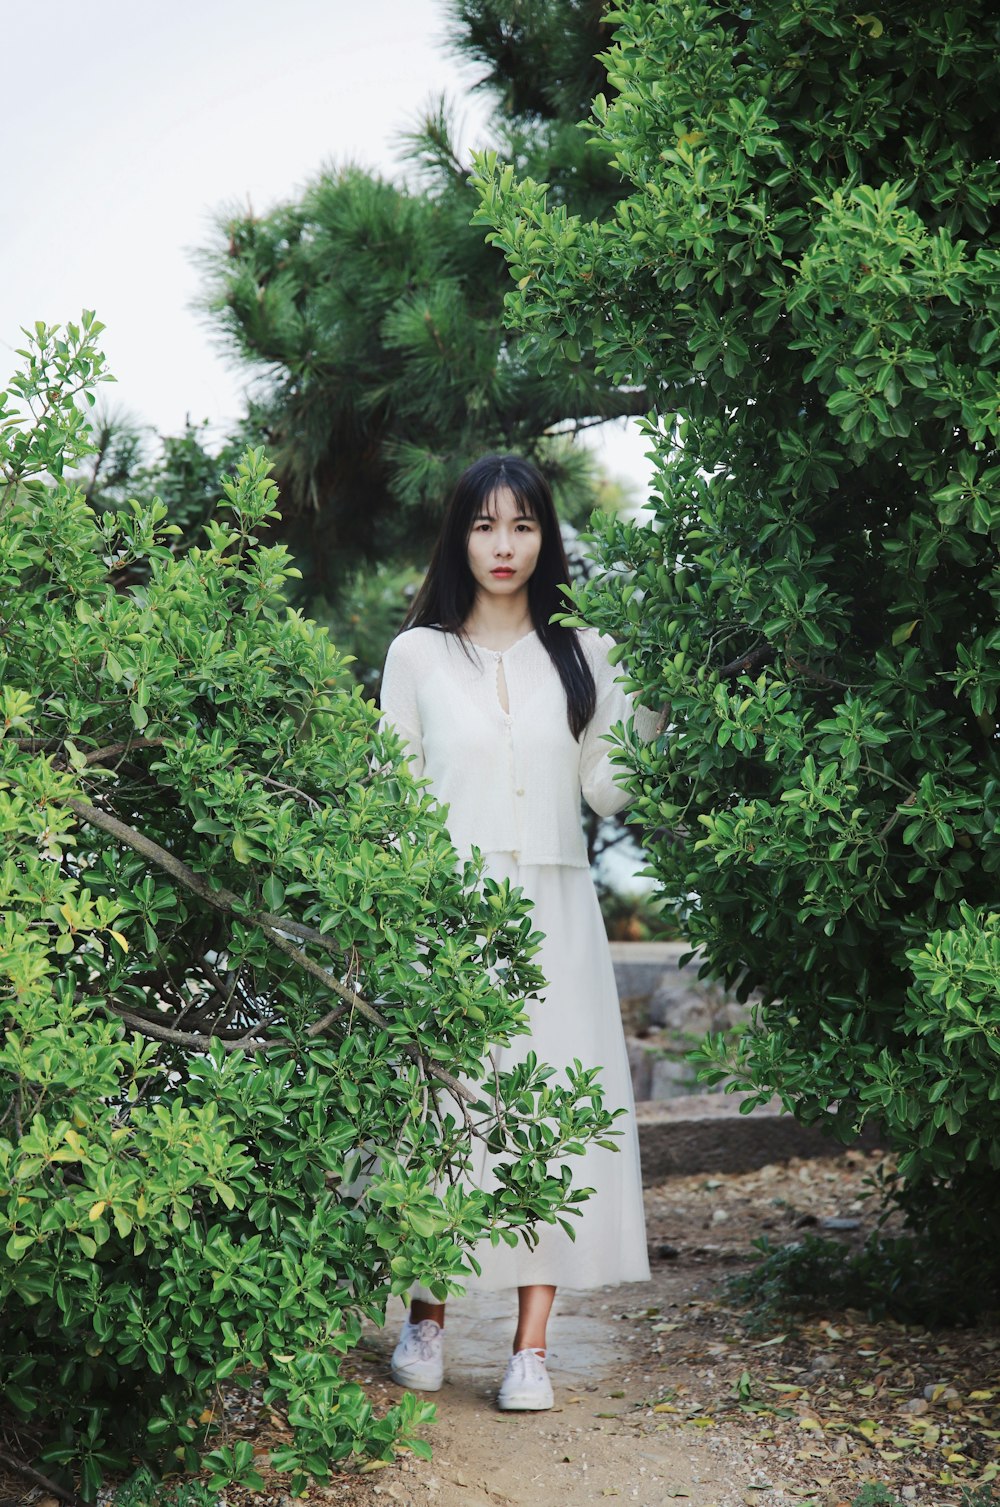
350, 1280, 751, 1507
224, 1150, 996, 1507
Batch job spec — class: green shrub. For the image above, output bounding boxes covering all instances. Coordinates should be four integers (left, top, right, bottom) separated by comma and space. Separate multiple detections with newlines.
111, 1470, 218, 1507
474, 0, 1000, 1288
0, 318, 617, 1498
730, 1228, 995, 1331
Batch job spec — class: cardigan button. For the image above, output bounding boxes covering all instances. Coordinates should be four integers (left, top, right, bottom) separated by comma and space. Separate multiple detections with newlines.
515, 787, 524, 796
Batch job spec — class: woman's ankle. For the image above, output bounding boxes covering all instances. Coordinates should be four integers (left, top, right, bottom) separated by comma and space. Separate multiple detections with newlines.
410, 1299, 446, 1328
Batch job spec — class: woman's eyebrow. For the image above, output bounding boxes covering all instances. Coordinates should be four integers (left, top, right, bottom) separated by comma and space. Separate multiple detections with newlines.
473, 508, 536, 521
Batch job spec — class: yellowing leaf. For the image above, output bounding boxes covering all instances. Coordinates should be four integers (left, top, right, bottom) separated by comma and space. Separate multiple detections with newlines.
892, 619, 919, 646
109, 929, 129, 952
89, 1201, 107, 1221
798, 1417, 822, 1430
969, 1390, 995, 1401
853, 12, 884, 37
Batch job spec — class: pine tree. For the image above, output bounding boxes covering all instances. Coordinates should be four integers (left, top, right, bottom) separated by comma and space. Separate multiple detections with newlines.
199, 2, 643, 599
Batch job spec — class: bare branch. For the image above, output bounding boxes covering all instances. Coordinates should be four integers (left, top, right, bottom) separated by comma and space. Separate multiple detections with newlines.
0, 1448, 84, 1507
49, 788, 476, 1106
717, 643, 775, 679
258, 774, 322, 811
109, 1006, 281, 1053
85, 737, 166, 765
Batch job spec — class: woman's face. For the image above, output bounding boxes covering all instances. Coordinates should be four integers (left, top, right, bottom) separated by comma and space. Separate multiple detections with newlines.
466, 486, 542, 602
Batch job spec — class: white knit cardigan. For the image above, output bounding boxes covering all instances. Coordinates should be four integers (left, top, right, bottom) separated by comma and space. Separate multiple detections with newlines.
379, 625, 656, 868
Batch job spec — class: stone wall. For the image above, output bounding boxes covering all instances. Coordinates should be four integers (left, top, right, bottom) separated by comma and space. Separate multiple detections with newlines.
611, 941, 884, 1177
612, 940, 752, 1102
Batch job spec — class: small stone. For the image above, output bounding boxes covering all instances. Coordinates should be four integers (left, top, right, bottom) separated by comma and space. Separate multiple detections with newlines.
923, 1383, 960, 1404
901, 1397, 929, 1415
711, 1208, 730, 1224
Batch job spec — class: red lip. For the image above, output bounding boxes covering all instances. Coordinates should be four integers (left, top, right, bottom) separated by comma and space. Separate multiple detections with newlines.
491, 568, 514, 577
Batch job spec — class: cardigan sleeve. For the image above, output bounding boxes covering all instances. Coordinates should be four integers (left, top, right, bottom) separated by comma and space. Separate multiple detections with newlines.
378, 633, 425, 780
580, 633, 658, 818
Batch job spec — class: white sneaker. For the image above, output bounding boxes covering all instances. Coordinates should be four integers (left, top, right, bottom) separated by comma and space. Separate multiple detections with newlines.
389, 1319, 444, 1391
497, 1348, 554, 1411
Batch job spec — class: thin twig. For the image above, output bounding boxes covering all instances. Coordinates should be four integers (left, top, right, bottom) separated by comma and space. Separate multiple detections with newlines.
2, 774, 477, 1106
783, 652, 855, 690
0, 1448, 83, 1507
257, 775, 321, 811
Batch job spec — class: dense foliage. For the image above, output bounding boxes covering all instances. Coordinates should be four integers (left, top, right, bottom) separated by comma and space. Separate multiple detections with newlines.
0, 320, 616, 1498
475, 0, 1000, 1279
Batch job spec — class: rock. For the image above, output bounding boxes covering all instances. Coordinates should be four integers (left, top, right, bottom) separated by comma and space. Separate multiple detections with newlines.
901, 1397, 929, 1415
626, 1037, 653, 1101
924, 1383, 960, 1405
649, 1054, 699, 1100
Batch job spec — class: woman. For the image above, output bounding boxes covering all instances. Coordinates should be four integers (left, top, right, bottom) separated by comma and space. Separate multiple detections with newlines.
379, 454, 658, 1412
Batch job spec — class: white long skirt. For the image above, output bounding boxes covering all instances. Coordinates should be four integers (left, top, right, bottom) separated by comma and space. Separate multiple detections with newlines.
418, 855, 650, 1294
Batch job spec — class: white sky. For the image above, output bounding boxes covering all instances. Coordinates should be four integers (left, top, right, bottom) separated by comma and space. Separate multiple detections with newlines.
4, 0, 653, 499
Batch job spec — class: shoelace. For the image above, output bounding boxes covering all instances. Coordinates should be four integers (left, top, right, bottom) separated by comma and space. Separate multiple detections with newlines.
506, 1347, 547, 1384
404, 1320, 441, 1361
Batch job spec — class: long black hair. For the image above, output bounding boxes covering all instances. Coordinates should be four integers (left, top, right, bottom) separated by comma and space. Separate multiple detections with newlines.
402, 454, 597, 738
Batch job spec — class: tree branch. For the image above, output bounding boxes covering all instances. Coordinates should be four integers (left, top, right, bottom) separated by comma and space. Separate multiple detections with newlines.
56, 791, 475, 1105
109, 1005, 282, 1053
717, 643, 775, 679
0, 1448, 83, 1507
6, 736, 165, 763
